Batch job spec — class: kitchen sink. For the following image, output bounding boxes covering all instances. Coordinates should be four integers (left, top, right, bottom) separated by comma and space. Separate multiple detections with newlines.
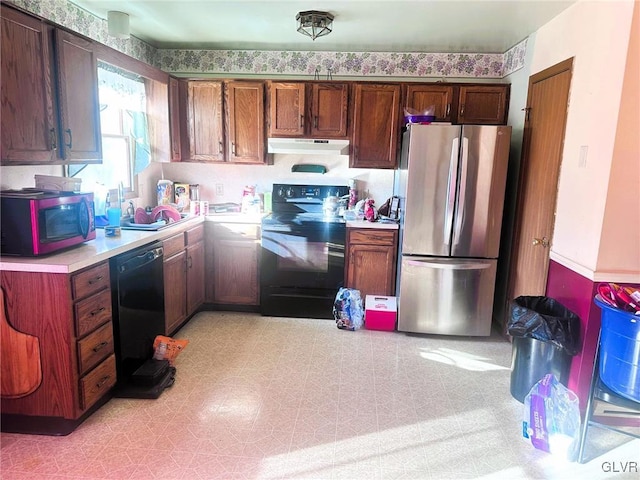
118, 214, 192, 231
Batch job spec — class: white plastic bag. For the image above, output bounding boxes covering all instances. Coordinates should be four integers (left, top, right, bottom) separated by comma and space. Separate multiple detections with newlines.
522, 374, 581, 460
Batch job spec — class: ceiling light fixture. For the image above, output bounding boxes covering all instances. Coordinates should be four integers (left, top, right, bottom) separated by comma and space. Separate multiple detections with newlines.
296, 10, 334, 41
107, 11, 130, 39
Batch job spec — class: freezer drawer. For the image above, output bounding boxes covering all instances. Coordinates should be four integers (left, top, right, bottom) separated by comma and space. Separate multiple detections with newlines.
397, 256, 497, 336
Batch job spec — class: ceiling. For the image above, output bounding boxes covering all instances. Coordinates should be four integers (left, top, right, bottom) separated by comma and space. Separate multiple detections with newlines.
69, 0, 576, 53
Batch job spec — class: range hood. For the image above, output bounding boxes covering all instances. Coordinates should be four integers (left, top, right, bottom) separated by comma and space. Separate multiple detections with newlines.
267, 138, 350, 155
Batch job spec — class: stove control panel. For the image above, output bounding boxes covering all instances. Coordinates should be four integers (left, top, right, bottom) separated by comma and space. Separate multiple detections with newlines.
273, 184, 348, 202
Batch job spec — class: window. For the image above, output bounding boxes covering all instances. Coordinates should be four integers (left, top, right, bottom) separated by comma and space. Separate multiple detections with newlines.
67, 62, 150, 211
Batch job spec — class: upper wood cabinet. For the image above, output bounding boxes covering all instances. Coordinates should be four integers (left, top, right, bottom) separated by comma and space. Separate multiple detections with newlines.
403, 83, 510, 125
54, 30, 102, 162
404, 84, 454, 122
185, 80, 224, 162
403, 84, 454, 122
311, 83, 348, 137
268, 82, 305, 136
1, 6, 101, 165
226, 81, 265, 164
182, 80, 266, 164
351, 83, 401, 169
457, 85, 509, 124
168, 76, 182, 161
268, 82, 348, 138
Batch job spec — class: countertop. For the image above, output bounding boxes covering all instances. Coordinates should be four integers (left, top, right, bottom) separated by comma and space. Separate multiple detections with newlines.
0, 213, 395, 274
0, 216, 206, 274
346, 219, 399, 230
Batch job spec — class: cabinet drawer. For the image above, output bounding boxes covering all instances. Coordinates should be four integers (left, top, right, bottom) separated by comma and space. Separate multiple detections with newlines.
185, 224, 204, 245
349, 229, 396, 246
72, 262, 110, 300
75, 288, 112, 338
163, 232, 186, 257
79, 354, 116, 411
77, 322, 114, 376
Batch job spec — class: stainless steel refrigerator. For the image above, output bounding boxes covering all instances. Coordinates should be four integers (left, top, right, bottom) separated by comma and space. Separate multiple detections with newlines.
394, 124, 511, 336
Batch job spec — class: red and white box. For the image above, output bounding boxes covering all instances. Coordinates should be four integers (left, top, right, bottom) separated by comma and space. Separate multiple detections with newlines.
365, 295, 397, 331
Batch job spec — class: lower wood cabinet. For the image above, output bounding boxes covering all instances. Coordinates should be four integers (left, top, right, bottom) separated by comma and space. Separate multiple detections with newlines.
163, 232, 187, 334
186, 225, 205, 314
345, 228, 398, 299
205, 222, 260, 306
0, 261, 116, 434
163, 224, 205, 335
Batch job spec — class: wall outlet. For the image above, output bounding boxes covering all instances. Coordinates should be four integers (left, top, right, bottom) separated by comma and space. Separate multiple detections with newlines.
215, 184, 224, 196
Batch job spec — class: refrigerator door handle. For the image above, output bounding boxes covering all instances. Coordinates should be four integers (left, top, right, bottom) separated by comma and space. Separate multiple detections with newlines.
406, 259, 492, 270
444, 137, 459, 246
453, 137, 469, 246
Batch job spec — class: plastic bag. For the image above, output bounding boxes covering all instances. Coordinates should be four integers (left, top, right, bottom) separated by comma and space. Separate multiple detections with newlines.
522, 374, 581, 460
508, 296, 581, 355
333, 288, 364, 331
403, 106, 435, 117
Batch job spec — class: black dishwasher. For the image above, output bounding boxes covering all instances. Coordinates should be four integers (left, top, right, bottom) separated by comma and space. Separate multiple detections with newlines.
110, 241, 165, 385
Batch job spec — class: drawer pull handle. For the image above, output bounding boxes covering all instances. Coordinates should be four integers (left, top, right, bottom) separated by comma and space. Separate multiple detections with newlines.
65, 128, 73, 149
92, 341, 108, 353
50, 128, 57, 150
96, 375, 111, 388
88, 276, 104, 284
90, 307, 106, 316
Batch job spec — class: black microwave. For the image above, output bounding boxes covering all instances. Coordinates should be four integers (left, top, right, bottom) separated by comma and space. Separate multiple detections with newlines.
0, 190, 96, 256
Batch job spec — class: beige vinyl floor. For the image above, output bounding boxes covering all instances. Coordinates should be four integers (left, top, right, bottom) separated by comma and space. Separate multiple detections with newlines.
1, 311, 638, 479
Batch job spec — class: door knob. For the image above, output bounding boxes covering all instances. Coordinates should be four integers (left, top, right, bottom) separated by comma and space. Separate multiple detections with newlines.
532, 237, 549, 247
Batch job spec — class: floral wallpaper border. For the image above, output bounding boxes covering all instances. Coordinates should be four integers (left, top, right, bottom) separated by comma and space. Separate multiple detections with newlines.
9, 0, 527, 79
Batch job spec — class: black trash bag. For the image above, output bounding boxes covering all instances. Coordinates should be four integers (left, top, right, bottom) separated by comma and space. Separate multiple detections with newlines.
508, 296, 581, 356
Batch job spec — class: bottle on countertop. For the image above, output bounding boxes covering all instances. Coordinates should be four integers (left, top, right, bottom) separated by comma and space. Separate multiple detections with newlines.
348, 179, 358, 209
241, 185, 256, 214
157, 179, 173, 206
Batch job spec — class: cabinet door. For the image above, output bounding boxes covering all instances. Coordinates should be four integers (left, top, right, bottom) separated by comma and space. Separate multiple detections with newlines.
213, 238, 259, 304
186, 240, 205, 315
211, 223, 259, 305
268, 82, 305, 136
187, 81, 224, 162
54, 30, 102, 162
310, 83, 348, 137
1, 7, 56, 164
168, 76, 182, 161
346, 244, 396, 299
226, 81, 265, 164
351, 83, 400, 169
457, 85, 508, 125
405, 84, 454, 122
163, 250, 187, 335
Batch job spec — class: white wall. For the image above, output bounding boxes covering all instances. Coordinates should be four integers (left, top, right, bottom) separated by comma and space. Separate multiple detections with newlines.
1, 165, 64, 190
596, 1, 640, 278
154, 155, 394, 210
529, 0, 635, 276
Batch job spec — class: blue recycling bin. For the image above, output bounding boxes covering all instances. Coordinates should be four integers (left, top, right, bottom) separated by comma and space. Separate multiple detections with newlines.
594, 295, 640, 403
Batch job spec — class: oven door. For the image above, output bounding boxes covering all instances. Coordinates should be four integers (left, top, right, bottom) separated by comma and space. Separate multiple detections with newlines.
260, 221, 345, 318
